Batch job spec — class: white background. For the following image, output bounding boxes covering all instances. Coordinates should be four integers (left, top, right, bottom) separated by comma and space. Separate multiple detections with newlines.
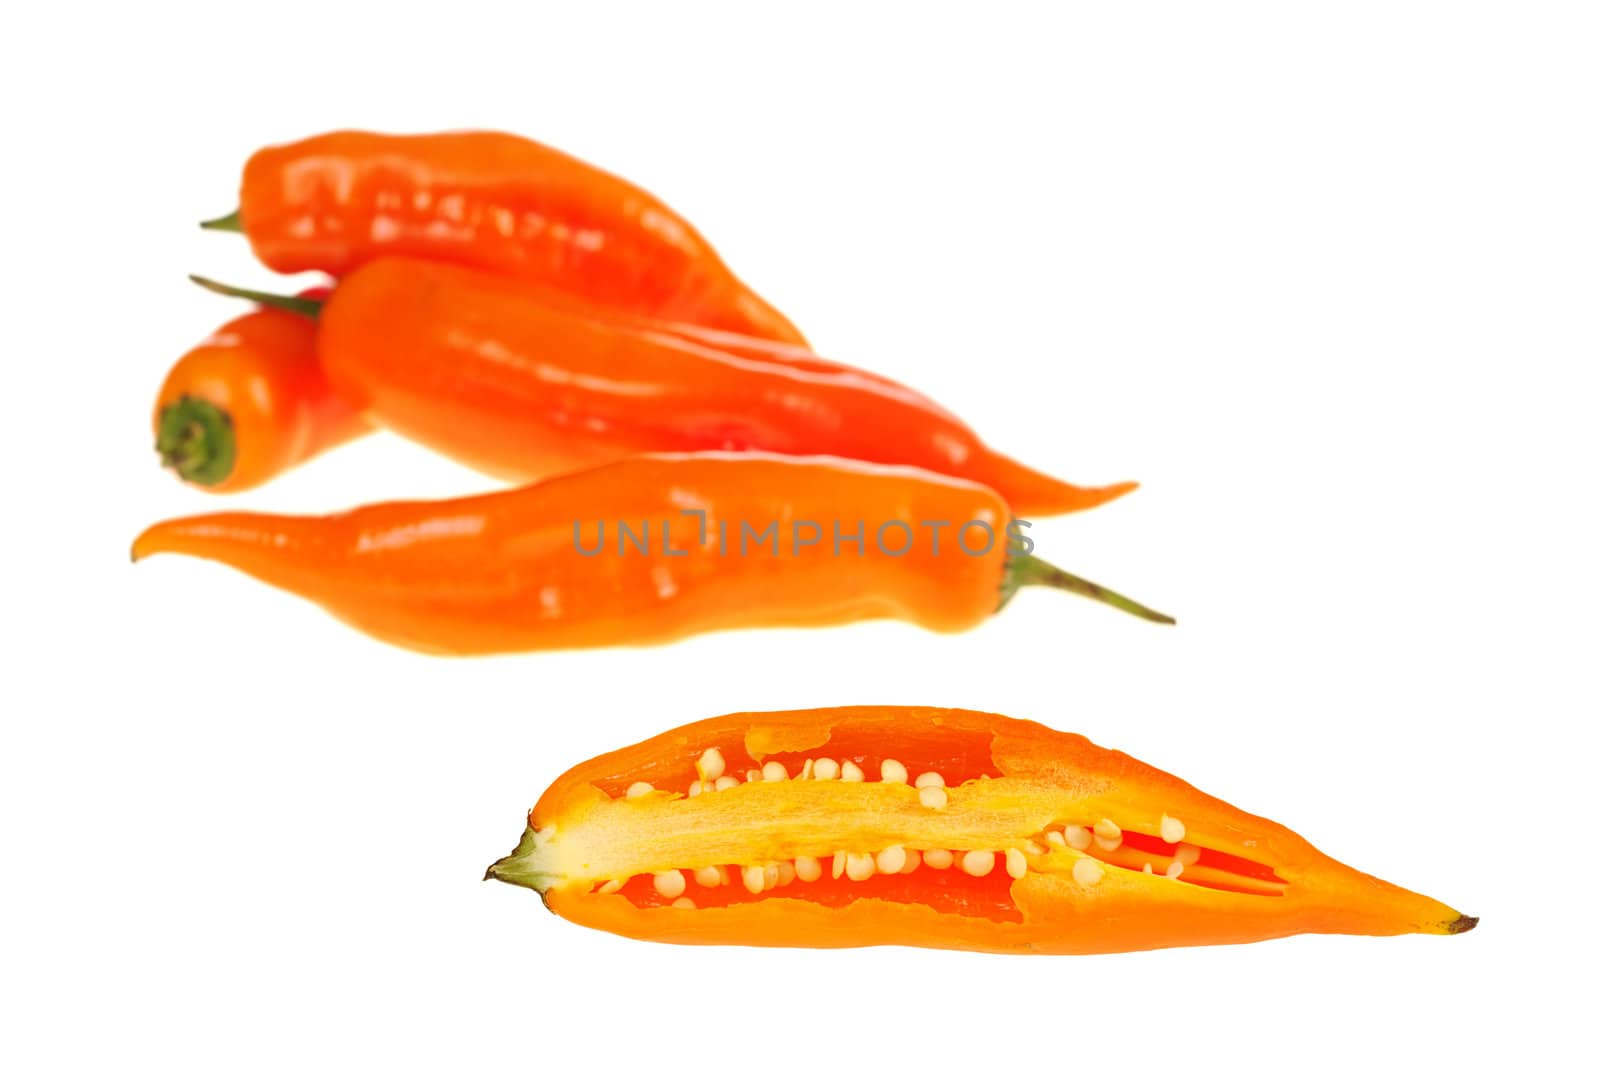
4, 2, 1596, 1063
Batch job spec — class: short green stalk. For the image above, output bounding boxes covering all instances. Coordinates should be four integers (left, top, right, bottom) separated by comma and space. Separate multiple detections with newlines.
189, 274, 323, 318
156, 396, 237, 486
198, 210, 244, 232
1000, 553, 1175, 625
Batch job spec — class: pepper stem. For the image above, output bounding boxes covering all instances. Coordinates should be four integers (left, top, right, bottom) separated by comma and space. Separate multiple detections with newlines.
1001, 553, 1175, 625
156, 395, 237, 487
189, 274, 323, 319
485, 824, 559, 896
199, 209, 243, 232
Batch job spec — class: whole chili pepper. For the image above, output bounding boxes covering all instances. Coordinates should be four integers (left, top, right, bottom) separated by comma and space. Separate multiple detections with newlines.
202, 129, 806, 345
192, 264, 1136, 517
153, 290, 369, 491
131, 453, 1172, 655
486, 705, 1477, 954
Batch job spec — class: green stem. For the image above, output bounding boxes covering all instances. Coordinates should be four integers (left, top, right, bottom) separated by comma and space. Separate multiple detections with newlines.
484, 825, 558, 897
199, 209, 243, 232
189, 274, 322, 319
156, 396, 237, 486
1000, 553, 1175, 626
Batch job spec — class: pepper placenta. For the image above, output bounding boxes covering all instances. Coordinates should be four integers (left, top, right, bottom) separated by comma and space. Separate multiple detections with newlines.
153, 291, 369, 491
485, 705, 1476, 954
192, 263, 1136, 517
203, 129, 806, 344
131, 453, 1172, 655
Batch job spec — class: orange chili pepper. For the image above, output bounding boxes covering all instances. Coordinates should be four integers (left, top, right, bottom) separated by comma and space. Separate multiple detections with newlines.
153, 290, 369, 491
202, 129, 805, 345
485, 705, 1477, 954
192, 265, 1136, 517
131, 454, 1171, 655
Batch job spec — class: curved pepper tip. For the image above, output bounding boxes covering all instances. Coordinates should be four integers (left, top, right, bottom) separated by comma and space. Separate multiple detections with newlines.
129, 523, 173, 564
1024, 478, 1140, 517
1072, 479, 1140, 513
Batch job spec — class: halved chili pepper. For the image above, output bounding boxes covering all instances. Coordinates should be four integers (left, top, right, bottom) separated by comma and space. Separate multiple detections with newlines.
153, 289, 370, 491
191, 265, 1136, 517
131, 453, 1171, 655
202, 129, 806, 345
485, 705, 1476, 954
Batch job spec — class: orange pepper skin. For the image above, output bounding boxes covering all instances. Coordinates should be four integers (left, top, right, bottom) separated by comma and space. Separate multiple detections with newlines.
133, 455, 1014, 654
228, 130, 806, 345
315, 258, 1135, 517
153, 296, 369, 492
487, 706, 1477, 955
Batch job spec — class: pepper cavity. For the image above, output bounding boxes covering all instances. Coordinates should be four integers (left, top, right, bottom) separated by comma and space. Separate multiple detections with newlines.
486, 707, 1474, 954
498, 746, 1282, 917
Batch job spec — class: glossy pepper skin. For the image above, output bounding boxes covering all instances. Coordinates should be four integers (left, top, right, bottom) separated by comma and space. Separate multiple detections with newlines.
131, 453, 1171, 656
196, 261, 1135, 517
486, 706, 1477, 954
208, 129, 805, 345
153, 292, 369, 491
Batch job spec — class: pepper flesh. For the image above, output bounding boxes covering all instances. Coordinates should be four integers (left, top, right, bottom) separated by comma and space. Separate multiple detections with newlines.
196, 260, 1135, 516
130, 453, 1171, 655
486, 706, 1476, 954
214, 129, 805, 345
153, 294, 369, 491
